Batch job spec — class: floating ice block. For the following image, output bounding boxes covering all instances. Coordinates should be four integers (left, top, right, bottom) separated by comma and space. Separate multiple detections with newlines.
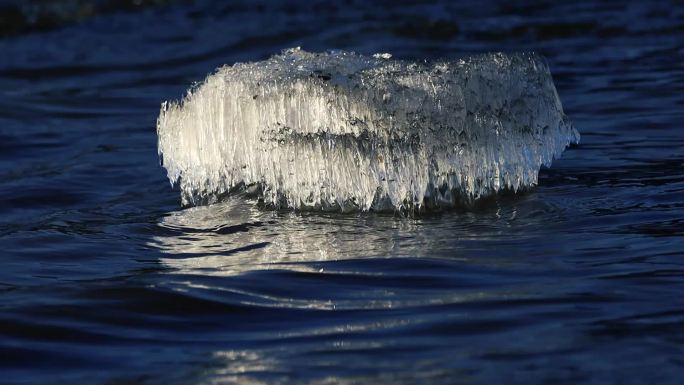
157, 48, 578, 211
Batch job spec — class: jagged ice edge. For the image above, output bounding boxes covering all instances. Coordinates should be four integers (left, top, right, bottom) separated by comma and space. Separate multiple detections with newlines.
157, 48, 579, 211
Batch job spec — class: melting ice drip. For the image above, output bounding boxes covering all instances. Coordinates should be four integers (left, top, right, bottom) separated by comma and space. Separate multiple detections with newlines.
157, 48, 578, 212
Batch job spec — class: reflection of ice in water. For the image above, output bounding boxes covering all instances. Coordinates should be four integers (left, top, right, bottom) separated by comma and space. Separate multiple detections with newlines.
151, 198, 563, 384
150, 195, 553, 280
152, 197, 430, 277
208, 350, 278, 385
206, 341, 456, 385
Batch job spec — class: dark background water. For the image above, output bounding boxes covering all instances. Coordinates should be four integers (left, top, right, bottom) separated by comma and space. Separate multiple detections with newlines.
1, 1, 683, 384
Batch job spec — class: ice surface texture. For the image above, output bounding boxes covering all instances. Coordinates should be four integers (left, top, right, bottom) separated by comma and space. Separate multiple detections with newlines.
157, 48, 579, 212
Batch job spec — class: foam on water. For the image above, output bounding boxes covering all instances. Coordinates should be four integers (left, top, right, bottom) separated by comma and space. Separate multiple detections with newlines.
157, 48, 578, 212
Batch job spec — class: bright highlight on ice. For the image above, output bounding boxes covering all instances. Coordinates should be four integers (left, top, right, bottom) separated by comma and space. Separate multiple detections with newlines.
157, 48, 578, 212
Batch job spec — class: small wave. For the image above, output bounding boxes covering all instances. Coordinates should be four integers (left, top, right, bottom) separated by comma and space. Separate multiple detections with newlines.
157, 48, 578, 212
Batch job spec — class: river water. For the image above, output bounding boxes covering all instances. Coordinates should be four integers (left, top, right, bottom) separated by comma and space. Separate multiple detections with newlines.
1, 1, 683, 384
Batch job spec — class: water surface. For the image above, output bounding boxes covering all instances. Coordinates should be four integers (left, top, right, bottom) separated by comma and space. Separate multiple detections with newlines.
1, 1, 683, 384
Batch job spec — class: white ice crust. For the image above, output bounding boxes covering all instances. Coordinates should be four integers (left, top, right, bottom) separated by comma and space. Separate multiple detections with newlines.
157, 48, 578, 211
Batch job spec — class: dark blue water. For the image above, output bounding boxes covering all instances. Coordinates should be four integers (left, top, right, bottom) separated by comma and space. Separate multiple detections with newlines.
1, 1, 683, 384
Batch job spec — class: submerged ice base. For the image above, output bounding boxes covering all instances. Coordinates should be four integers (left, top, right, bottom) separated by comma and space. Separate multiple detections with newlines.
157, 48, 578, 212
